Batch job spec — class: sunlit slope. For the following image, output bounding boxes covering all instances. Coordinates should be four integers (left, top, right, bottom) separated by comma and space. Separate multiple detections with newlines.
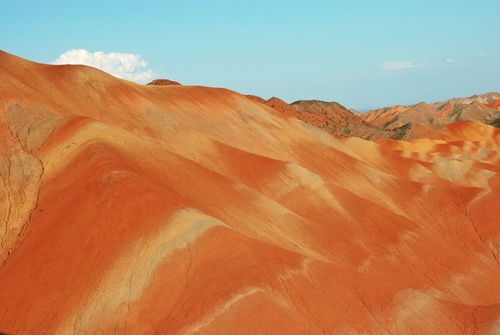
0, 51, 499, 334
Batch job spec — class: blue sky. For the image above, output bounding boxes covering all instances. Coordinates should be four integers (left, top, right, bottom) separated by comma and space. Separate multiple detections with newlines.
1, 0, 499, 109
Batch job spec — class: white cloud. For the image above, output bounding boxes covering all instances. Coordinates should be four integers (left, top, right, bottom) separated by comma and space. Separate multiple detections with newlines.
472, 54, 487, 59
52, 49, 154, 82
381, 60, 425, 71
445, 54, 487, 64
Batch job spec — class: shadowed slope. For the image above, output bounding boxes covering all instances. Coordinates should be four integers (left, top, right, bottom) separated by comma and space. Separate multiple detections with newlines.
0, 51, 499, 334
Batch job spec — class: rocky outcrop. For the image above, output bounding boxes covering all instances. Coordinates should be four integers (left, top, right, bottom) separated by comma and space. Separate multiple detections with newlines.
147, 78, 181, 86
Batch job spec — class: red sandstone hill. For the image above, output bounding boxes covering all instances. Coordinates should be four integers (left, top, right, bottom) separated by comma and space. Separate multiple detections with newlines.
0, 51, 500, 334
248, 96, 406, 140
291, 100, 374, 138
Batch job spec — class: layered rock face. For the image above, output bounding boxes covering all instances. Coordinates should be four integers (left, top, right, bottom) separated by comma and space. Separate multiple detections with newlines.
0, 51, 499, 334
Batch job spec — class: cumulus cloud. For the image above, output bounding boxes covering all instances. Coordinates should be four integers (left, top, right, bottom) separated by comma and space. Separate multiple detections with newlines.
381, 60, 425, 71
52, 49, 154, 82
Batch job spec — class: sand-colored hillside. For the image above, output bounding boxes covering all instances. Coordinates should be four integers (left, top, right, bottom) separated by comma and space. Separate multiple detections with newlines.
0, 51, 499, 334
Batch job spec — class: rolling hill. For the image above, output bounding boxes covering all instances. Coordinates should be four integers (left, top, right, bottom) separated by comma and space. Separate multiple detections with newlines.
0, 51, 499, 334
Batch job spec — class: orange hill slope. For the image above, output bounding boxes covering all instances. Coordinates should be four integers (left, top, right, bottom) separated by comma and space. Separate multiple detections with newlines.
0, 51, 499, 334
486, 99, 500, 110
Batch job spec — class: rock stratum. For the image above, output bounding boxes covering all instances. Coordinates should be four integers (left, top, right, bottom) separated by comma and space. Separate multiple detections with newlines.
0, 51, 499, 334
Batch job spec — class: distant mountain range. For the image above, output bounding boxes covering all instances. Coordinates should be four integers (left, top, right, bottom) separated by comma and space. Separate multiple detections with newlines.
246, 92, 500, 141
360, 92, 500, 132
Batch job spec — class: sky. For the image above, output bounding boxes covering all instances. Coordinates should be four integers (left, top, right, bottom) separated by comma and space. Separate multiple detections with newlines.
1, 0, 499, 110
